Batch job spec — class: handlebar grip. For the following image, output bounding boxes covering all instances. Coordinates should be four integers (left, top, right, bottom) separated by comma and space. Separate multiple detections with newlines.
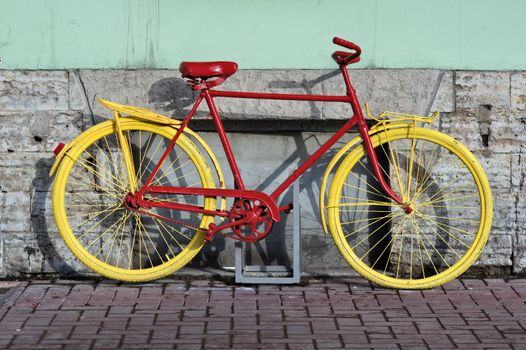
333, 37, 361, 53
332, 37, 362, 66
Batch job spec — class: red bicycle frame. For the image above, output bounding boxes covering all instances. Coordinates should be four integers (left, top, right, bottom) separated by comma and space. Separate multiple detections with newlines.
134, 64, 407, 236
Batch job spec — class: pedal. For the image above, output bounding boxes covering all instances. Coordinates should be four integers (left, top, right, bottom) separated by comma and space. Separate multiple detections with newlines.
279, 202, 294, 214
204, 223, 217, 241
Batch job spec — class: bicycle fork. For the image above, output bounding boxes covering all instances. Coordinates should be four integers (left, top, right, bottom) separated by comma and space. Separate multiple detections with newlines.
339, 64, 413, 214
358, 122, 413, 214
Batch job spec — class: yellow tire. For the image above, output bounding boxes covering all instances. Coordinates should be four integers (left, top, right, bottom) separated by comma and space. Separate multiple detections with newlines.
327, 127, 492, 289
52, 119, 216, 282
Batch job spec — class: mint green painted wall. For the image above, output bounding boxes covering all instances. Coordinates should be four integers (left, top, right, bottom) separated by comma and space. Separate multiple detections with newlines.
1, 0, 525, 70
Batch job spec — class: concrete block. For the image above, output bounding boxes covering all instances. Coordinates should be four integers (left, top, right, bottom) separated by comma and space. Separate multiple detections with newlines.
68, 70, 90, 112
0, 153, 54, 192
81, 69, 325, 120
0, 238, 3, 276
474, 153, 512, 192
218, 70, 326, 119
490, 193, 517, 232
443, 115, 484, 151
78, 69, 185, 118
0, 67, 523, 277
38, 235, 89, 275
302, 234, 349, 270
445, 108, 526, 154
0, 71, 69, 111
0, 110, 83, 152
0, 192, 30, 232
430, 71, 455, 113
0, 232, 87, 277
456, 71, 511, 110
30, 190, 58, 235
513, 194, 526, 274
0, 111, 31, 151
511, 72, 526, 112
488, 110, 526, 153
2, 234, 43, 274
476, 232, 513, 267
324, 69, 454, 119
78, 69, 455, 122
511, 152, 526, 190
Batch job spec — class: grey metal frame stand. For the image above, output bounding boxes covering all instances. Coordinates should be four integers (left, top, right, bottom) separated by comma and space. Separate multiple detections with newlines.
235, 180, 302, 284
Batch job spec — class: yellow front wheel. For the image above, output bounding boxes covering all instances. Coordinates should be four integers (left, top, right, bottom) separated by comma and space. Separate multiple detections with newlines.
52, 120, 216, 282
327, 127, 492, 289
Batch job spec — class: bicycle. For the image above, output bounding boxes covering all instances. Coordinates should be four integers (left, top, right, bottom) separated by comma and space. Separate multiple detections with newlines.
49, 37, 493, 289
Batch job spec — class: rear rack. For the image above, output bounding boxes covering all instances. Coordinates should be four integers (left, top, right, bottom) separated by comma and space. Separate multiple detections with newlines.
365, 103, 439, 124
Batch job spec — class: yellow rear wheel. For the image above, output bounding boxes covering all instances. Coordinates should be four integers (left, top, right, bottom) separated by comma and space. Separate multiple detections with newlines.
52, 120, 216, 282
327, 127, 492, 289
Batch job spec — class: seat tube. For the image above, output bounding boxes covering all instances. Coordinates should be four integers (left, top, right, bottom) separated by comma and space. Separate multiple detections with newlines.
203, 90, 246, 190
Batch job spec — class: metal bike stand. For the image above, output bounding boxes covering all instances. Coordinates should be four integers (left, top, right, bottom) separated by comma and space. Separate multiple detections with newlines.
234, 179, 302, 284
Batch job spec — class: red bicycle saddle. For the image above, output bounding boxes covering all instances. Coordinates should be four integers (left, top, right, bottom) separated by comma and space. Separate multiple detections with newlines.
179, 61, 238, 79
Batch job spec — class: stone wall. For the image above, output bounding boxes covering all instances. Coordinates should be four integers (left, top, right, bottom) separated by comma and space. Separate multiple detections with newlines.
0, 69, 524, 278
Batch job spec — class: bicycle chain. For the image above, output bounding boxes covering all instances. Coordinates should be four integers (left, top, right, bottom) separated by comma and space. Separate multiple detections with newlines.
134, 208, 201, 231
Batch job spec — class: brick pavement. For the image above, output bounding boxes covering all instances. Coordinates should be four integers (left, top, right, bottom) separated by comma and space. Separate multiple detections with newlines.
0, 278, 525, 349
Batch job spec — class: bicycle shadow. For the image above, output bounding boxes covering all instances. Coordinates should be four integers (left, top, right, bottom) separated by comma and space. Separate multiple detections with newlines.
31, 158, 79, 277
31, 114, 112, 278
145, 72, 453, 275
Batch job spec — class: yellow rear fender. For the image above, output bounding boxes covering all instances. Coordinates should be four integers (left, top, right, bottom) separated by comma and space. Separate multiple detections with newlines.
49, 102, 226, 212
49, 120, 116, 177
98, 98, 227, 212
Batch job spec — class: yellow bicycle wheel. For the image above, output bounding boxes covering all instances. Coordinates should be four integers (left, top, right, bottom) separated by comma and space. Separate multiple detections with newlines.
53, 119, 216, 282
327, 127, 492, 289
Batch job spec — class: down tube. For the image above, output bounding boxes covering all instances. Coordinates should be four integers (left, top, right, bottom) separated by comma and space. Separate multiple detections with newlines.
270, 116, 358, 201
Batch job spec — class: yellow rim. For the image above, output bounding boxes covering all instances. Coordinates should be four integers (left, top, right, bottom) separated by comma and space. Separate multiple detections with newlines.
52, 120, 216, 282
327, 127, 492, 289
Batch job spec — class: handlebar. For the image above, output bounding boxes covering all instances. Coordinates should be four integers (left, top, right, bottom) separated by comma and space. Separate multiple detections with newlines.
332, 37, 361, 66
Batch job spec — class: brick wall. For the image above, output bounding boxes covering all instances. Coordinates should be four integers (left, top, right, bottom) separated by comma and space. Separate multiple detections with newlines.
0, 69, 524, 278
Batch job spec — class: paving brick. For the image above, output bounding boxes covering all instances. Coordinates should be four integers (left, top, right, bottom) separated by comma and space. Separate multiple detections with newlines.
1, 279, 526, 348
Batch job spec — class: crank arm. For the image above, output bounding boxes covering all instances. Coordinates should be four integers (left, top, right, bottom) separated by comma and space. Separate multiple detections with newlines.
209, 217, 251, 234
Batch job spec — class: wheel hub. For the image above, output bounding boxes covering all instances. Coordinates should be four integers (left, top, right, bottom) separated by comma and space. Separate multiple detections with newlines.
124, 192, 141, 210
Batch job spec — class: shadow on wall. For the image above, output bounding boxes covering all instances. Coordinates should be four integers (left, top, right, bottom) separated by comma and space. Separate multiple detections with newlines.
31, 158, 77, 276
148, 78, 197, 116
30, 114, 116, 278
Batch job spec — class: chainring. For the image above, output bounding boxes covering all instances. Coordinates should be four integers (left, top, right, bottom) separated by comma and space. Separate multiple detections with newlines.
228, 198, 273, 242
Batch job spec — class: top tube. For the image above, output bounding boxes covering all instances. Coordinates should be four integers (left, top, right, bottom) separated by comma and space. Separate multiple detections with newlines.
208, 89, 354, 103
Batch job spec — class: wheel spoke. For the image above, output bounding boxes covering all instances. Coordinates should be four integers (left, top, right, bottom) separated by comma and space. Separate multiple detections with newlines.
56, 123, 214, 281
412, 144, 441, 203
344, 211, 400, 239
414, 211, 473, 249
369, 216, 405, 270
328, 127, 490, 288
351, 212, 402, 250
